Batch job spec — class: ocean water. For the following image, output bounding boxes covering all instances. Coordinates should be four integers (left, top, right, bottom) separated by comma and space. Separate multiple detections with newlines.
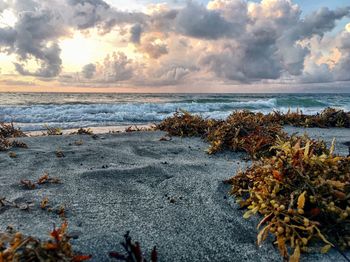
0, 93, 349, 131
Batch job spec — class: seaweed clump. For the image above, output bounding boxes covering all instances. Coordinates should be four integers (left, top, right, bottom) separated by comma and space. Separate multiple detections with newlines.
0, 122, 27, 151
0, 122, 26, 138
44, 125, 63, 136
157, 110, 217, 137
266, 108, 350, 128
225, 137, 350, 261
0, 222, 91, 261
205, 111, 285, 157
70, 128, 94, 135
20, 172, 61, 190
158, 110, 285, 158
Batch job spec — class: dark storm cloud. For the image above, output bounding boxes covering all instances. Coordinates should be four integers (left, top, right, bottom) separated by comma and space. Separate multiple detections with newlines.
174, 2, 234, 39
197, 1, 350, 83
14, 43, 62, 78
67, 0, 148, 33
298, 7, 350, 38
8, 8, 67, 77
1, 0, 350, 86
0, 27, 16, 47
130, 24, 143, 44
82, 63, 96, 79
0, 0, 148, 79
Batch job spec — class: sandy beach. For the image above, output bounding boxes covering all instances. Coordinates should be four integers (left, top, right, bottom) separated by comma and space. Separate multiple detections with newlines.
0, 127, 349, 261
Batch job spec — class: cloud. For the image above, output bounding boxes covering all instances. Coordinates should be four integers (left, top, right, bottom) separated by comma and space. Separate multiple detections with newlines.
0, 0, 147, 79
174, 2, 234, 39
130, 23, 143, 43
1, 0, 350, 89
196, 0, 350, 83
333, 32, 350, 81
0, 0, 8, 12
0, 2, 69, 77
0, 27, 17, 48
298, 7, 350, 38
97, 52, 135, 82
137, 35, 168, 59
67, 0, 147, 33
82, 63, 96, 78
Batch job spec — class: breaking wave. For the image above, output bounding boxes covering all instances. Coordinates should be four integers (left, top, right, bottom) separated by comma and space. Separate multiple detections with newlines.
0, 93, 348, 131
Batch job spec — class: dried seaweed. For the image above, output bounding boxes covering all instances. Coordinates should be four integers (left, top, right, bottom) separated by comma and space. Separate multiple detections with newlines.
109, 231, 157, 262
206, 111, 286, 157
157, 110, 217, 137
0, 139, 28, 152
70, 128, 94, 135
0, 122, 26, 138
20, 173, 61, 190
158, 110, 286, 158
0, 197, 34, 212
44, 124, 63, 136
56, 148, 65, 158
0, 122, 27, 152
266, 108, 350, 128
225, 137, 350, 261
125, 125, 154, 133
8, 152, 16, 158
0, 222, 92, 261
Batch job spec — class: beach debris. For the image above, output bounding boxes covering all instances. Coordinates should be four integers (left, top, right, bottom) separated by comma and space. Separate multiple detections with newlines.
44, 124, 63, 136
11, 140, 28, 149
157, 110, 213, 137
159, 135, 172, 141
20, 180, 36, 190
158, 110, 286, 158
125, 125, 150, 133
0, 197, 34, 212
20, 172, 61, 190
37, 173, 61, 185
109, 231, 157, 262
125, 125, 156, 133
0, 122, 26, 138
0, 222, 92, 261
56, 204, 66, 218
8, 152, 16, 158
40, 197, 49, 210
74, 139, 84, 146
225, 136, 350, 261
0, 122, 28, 151
76, 127, 93, 135
70, 128, 94, 135
0, 138, 12, 151
56, 148, 65, 158
265, 107, 350, 128
0, 139, 28, 151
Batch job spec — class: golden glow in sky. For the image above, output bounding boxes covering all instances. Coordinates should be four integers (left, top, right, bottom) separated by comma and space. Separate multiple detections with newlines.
60, 31, 116, 72
0, 0, 350, 92
346, 23, 350, 33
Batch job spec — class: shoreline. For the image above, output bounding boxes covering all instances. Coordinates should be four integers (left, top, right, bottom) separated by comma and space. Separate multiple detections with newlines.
24, 124, 154, 136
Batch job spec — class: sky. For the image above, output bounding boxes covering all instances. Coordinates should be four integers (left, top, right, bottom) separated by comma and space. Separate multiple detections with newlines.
0, 0, 350, 93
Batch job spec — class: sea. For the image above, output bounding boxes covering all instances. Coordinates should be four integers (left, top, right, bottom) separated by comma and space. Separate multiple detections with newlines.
0, 93, 349, 131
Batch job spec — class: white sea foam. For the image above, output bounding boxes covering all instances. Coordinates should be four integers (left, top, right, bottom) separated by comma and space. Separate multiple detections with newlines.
0, 94, 348, 131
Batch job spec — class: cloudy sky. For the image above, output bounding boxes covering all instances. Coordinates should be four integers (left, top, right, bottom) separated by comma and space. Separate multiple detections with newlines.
0, 0, 349, 92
